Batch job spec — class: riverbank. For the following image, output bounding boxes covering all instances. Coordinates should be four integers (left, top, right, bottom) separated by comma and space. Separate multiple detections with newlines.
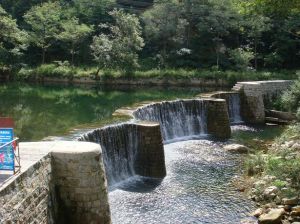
6, 64, 298, 87
237, 122, 300, 224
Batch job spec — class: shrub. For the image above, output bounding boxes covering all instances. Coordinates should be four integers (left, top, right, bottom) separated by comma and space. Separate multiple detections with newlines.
244, 153, 266, 176
281, 77, 300, 112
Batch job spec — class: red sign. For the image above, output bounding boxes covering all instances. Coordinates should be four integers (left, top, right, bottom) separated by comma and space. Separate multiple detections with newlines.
0, 117, 14, 128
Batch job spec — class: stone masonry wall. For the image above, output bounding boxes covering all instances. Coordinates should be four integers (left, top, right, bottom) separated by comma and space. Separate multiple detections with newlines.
0, 141, 111, 224
51, 143, 110, 224
232, 80, 294, 123
135, 122, 166, 178
207, 99, 231, 139
0, 154, 53, 224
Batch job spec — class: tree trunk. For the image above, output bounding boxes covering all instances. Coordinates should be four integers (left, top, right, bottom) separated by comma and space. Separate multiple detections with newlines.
71, 43, 75, 66
186, 24, 191, 48
71, 52, 74, 66
95, 67, 101, 80
216, 50, 219, 70
42, 48, 46, 64
254, 37, 258, 70
163, 40, 167, 68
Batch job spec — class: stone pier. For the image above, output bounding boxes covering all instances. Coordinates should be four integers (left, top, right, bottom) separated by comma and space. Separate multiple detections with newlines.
79, 122, 167, 181
51, 142, 110, 224
135, 122, 166, 178
206, 99, 231, 139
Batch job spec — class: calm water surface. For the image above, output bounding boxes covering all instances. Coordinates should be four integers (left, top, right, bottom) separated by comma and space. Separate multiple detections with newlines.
0, 83, 221, 141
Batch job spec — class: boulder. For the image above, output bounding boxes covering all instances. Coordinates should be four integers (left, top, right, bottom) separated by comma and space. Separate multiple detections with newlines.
264, 186, 279, 199
291, 206, 300, 216
263, 176, 277, 182
223, 144, 250, 153
291, 143, 300, 151
282, 197, 299, 206
258, 208, 285, 224
254, 180, 267, 188
252, 208, 264, 217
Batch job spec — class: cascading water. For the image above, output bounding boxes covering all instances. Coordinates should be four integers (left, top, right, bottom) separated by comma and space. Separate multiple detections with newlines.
79, 123, 139, 186
228, 93, 243, 124
133, 99, 207, 142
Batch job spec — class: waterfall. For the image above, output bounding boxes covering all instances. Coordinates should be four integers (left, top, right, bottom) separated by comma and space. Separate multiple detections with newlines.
228, 93, 243, 124
79, 123, 139, 186
133, 99, 207, 142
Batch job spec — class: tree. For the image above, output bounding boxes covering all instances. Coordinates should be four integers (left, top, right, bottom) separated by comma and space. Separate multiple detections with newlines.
229, 47, 254, 70
0, 6, 27, 69
234, 0, 299, 69
142, 1, 186, 68
194, 0, 240, 69
91, 9, 144, 75
245, 15, 270, 70
58, 18, 93, 65
23, 2, 63, 64
72, 0, 115, 25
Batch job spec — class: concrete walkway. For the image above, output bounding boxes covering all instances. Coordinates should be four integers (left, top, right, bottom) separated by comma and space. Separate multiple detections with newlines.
0, 141, 93, 188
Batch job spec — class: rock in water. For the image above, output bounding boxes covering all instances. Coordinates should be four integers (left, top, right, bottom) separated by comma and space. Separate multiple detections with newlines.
258, 208, 285, 224
223, 144, 250, 153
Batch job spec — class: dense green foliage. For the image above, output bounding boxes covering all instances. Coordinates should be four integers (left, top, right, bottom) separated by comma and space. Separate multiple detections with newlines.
91, 9, 144, 74
0, 0, 299, 76
280, 77, 300, 114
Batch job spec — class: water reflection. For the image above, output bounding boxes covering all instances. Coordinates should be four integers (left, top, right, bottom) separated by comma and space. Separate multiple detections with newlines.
0, 83, 222, 141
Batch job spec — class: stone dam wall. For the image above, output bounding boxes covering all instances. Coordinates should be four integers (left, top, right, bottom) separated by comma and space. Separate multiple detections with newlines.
232, 80, 294, 123
115, 98, 231, 140
197, 91, 243, 124
79, 122, 166, 185
0, 155, 52, 223
0, 141, 110, 224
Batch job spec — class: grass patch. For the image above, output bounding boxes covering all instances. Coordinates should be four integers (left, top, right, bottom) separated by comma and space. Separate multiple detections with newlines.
244, 123, 300, 195
16, 64, 299, 84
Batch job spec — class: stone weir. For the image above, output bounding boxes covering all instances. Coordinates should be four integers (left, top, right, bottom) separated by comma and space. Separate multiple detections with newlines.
114, 98, 231, 140
232, 80, 294, 123
78, 122, 166, 186
198, 80, 294, 124
198, 91, 243, 124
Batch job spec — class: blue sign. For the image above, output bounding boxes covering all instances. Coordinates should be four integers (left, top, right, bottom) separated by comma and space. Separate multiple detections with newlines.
0, 128, 14, 171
